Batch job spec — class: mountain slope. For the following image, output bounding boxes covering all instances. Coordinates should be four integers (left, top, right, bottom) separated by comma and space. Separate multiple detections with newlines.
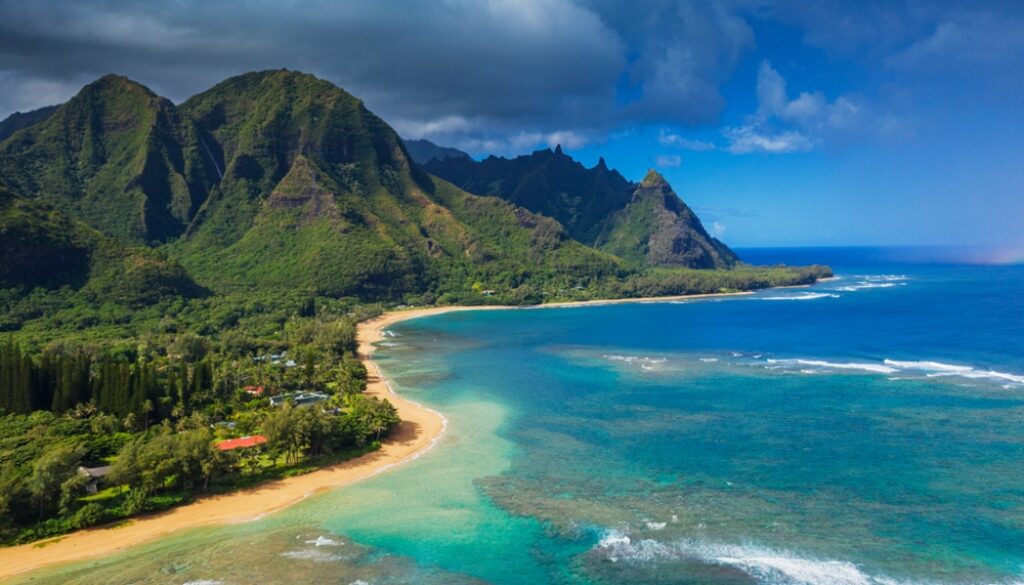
0, 184, 203, 301
597, 170, 738, 268
0, 75, 220, 244
0, 105, 58, 143
403, 138, 470, 164
425, 147, 737, 268
425, 146, 634, 244
172, 70, 621, 298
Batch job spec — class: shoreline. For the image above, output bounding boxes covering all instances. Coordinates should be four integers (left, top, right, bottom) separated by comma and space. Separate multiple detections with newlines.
0, 309, 449, 580
0, 288, 757, 580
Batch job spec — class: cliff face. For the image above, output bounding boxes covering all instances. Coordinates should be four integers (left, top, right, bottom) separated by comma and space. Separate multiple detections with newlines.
0, 71, 621, 299
597, 170, 738, 269
425, 146, 635, 245
0, 75, 220, 244
427, 149, 738, 268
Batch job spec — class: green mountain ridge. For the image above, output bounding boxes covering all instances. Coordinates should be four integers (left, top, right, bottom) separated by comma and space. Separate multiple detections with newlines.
0, 184, 204, 302
168, 70, 620, 299
0, 105, 58, 143
597, 170, 738, 268
0, 75, 220, 245
424, 146, 738, 268
402, 138, 470, 165
0, 69, 824, 308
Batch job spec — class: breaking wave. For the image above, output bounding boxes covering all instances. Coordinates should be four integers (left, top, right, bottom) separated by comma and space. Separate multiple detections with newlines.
594, 531, 1023, 585
596, 532, 884, 584
604, 354, 668, 364
759, 358, 1023, 387
305, 535, 343, 547
280, 549, 345, 563
766, 359, 899, 374
761, 292, 841, 301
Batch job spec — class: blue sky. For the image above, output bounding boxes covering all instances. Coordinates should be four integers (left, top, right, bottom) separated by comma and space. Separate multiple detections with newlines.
0, 0, 1021, 250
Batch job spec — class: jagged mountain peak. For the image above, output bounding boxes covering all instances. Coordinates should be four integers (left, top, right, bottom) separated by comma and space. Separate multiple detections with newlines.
640, 169, 670, 188
426, 148, 738, 268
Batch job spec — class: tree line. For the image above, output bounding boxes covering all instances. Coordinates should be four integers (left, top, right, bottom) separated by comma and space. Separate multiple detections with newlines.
0, 340, 217, 421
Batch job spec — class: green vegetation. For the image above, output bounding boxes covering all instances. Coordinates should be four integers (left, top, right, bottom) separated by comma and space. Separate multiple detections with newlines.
402, 138, 470, 165
0, 105, 58, 143
425, 148, 739, 269
0, 298, 400, 545
0, 69, 833, 546
0, 75, 220, 244
596, 170, 738, 269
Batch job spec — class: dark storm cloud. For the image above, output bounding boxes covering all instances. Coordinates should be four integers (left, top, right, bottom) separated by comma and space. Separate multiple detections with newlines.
0, 0, 759, 152
0, 0, 629, 151
0, 0, 1022, 154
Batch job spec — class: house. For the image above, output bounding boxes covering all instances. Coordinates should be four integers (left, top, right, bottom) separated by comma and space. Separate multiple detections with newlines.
78, 465, 112, 494
242, 385, 265, 396
269, 392, 330, 407
293, 392, 329, 406
481, 290, 496, 296
216, 435, 268, 451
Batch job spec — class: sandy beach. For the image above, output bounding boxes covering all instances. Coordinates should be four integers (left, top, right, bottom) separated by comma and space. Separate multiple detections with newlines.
0, 308, 451, 580
0, 290, 753, 580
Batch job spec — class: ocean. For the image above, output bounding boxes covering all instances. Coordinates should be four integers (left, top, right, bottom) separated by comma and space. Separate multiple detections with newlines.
11, 247, 1024, 585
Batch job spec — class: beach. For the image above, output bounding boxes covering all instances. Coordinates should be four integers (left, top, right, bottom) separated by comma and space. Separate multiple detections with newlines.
0, 308, 452, 580
0, 290, 752, 580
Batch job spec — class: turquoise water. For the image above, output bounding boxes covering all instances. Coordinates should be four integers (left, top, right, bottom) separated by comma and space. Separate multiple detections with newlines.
11, 248, 1024, 585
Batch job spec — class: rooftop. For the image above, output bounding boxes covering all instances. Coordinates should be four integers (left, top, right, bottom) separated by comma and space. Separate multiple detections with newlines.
216, 435, 268, 451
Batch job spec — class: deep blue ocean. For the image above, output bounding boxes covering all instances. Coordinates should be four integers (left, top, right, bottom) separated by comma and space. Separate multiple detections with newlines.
15, 247, 1024, 585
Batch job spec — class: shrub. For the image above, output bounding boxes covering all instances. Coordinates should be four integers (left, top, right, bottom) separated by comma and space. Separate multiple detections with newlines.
72, 502, 105, 528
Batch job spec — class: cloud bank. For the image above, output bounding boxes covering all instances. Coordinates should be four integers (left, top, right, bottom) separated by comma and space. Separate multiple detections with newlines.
0, 0, 1022, 155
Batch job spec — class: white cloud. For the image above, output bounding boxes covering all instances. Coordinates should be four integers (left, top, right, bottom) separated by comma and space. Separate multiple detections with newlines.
726, 60, 867, 154
452, 129, 592, 156
755, 61, 858, 129
655, 154, 682, 168
711, 221, 727, 237
392, 115, 476, 139
723, 125, 813, 154
657, 129, 716, 151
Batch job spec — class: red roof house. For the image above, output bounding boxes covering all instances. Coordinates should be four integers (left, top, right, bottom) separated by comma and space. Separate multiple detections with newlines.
216, 435, 268, 451
242, 385, 265, 396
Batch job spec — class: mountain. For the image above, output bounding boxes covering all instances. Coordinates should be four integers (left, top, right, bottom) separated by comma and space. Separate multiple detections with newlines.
425, 147, 738, 268
0, 70, 814, 308
424, 146, 633, 244
0, 75, 221, 245
0, 105, 58, 143
0, 184, 203, 301
402, 138, 470, 165
168, 70, 622, 299
598, 170, 737, 268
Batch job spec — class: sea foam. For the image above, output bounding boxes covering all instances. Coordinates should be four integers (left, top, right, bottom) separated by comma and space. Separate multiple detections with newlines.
761, 292, 840, 301
305, 535, 343, 547
280, 549, 345, 562
767, 359, 899, 374
595, 532, 886, 585
759, 357, 1024, 387
883, 359, 1024, 385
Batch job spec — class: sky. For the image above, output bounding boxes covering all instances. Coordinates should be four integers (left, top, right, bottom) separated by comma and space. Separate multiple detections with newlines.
0, 0, 1021, 250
